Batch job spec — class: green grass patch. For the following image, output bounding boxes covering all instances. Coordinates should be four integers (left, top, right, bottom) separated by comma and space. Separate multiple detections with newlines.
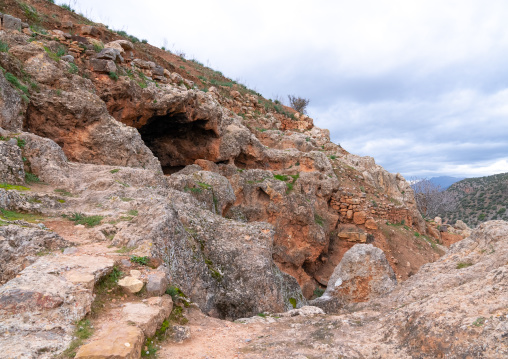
0, 209, 44, 222
196, 182, 212, 189
54, 188, 73, 197
60, 319, 94, 358
472, 317, 486, 327
115, 246, 135, 254
120, 197, 134, 202
115, 180, 130, 187
110, 169, 120, 174
65, 212, 103, 227
314, 213, 324, 227
456, 262, 473, 269
0, 183, 29, 191
89, 266, 122, 318
127, 209, 138, 216
5, 73, 29, 96
273, 174, 289, 182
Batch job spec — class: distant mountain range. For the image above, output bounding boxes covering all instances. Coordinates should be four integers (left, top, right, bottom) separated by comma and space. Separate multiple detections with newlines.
443, 172, 508, 227
429, 176, 465, 190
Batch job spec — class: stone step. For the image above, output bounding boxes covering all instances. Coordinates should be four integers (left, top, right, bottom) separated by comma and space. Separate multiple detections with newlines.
75, 325, 144, 359
0, 255, 115, 359
75, 295, 173, 358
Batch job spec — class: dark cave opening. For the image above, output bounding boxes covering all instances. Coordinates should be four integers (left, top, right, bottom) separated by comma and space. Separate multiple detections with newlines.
138, 113, 219, 174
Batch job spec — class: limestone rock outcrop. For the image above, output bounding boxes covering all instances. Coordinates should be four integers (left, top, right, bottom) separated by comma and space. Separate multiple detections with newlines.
311, 244, 396, 312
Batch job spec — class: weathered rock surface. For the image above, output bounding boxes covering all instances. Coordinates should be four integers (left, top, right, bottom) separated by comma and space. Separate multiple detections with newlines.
236, 221, 508, 358
0, 139, 25, 185
0, 225, 68, 283
0, 255, 114, 358
25, 89, 161, 172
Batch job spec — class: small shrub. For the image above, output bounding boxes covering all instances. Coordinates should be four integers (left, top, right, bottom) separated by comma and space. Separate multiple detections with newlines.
130, 255, 149, 266
68, 63, 79, 74
93, 43, 104, 53
166, 285, 187, 302
313, 287, 325, 298
472, 317, 486, 327
141, 39, 148, 44
56, 46, 66, 57
0, 41, 9, 52
110, 169, 120, 174
19, 2, 39, 22
61, 4, 74, 12
329, 155, 337, 160
127, 209, 138, 216
25, 172, 40, 184
109, 72, 118, 81
16, 138, 26, 148
287, 95, 310, 114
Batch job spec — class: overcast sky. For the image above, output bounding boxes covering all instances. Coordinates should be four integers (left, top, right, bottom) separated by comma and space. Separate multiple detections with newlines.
65, 0, 508, 179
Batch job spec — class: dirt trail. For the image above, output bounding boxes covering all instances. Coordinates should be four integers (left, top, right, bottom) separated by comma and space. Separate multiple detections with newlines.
159, 308, 268, 359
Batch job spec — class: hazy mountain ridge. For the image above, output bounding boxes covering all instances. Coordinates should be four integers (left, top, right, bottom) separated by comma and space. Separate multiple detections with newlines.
429, 176, 464, 190
444, 172, 508, 226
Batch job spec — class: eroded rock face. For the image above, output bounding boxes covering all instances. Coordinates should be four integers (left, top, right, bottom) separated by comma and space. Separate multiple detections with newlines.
0, 70, 25, 131
25, 89, 161, 172
152, 189, 306, 319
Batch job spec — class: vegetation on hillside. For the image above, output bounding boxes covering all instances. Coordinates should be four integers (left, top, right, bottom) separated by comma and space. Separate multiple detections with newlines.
443, 172, 508, 226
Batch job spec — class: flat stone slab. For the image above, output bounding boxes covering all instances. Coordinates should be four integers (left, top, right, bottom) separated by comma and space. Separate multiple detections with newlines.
75, 324, 144, 359
121, 295, 173, 337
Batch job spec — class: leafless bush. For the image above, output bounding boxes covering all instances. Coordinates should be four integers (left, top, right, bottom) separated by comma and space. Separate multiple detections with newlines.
410, 177, 457, 218
287, 95, 310, 114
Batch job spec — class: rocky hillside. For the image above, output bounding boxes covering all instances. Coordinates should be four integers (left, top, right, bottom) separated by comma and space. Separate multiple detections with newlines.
0, 1, 498, 358
444, 172, 508, 227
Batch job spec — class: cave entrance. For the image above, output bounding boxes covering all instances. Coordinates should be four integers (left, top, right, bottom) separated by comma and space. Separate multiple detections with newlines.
139, 113, 219, 174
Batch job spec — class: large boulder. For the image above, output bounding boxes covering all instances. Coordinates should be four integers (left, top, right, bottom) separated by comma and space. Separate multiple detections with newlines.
313, 244, 396, 311
150, 189, 306, 320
